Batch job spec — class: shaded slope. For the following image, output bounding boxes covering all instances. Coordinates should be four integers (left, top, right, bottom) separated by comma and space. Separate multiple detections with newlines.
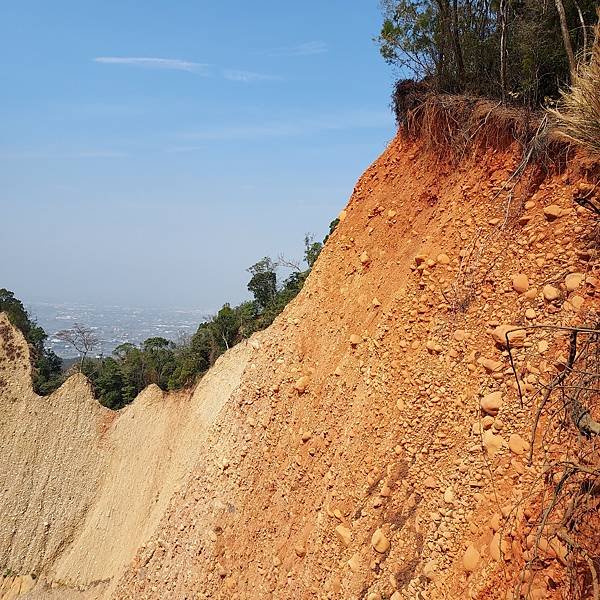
115, 133, 599, 600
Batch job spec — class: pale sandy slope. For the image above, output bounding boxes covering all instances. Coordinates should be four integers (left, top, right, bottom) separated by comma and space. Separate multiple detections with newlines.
0, 313, 255, 599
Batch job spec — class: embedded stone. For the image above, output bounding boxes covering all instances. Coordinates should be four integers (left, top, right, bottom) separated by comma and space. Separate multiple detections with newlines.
294, 376, 310, 394
349, 334, 362, 346
571, 295, 584, 310
482, 430, 504, 456
479, 358, 503, 373
463, 544, 480, 572
347, 553, 361, 572
508, 433, 528, 455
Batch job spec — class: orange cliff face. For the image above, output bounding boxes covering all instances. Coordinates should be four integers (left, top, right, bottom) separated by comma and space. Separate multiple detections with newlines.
113, 132, 599, 600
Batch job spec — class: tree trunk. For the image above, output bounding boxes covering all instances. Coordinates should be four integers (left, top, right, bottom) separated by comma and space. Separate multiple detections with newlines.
451, 0, 466, 87
573, 0, 588, 57
555, 0, 577, 77
499, 0, 508, 102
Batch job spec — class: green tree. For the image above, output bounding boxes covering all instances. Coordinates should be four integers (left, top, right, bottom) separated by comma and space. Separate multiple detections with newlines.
247, 257, 278, 309
0, 288, 63, 395
94, 357, 125, 409
304, 234, 323, 268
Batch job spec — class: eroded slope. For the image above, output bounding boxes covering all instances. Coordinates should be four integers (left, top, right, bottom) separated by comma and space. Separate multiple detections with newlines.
115, 133, 599, 600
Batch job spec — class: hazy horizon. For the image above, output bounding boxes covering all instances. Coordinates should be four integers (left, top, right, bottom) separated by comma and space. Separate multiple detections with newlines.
0, 1, 395, 310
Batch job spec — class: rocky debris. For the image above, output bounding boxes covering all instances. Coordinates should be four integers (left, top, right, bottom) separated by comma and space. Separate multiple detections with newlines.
9, 132, 595, 600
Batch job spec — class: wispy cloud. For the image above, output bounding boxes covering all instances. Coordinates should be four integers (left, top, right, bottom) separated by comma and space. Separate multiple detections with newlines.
222, 69, 282, 83
266, 41, 328, 57
0, 149, 130, 160
169, 109, 391, 149
94, 56, 209, 73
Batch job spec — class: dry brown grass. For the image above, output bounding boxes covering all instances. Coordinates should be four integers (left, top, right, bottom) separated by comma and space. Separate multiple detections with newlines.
401, 93, 551, 161
551, 27, 600, 158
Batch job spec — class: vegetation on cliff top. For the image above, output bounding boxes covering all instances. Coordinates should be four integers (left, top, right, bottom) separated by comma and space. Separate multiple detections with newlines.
377, 0, 598, 107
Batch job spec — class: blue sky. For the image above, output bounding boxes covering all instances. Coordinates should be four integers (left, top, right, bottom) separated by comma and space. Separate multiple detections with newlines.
0, 1, 396, 310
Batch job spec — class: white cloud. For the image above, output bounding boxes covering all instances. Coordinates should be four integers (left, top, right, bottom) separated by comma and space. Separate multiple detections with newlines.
266, 41, 328, 57
94, 57, 209, 73
222, 69, 281, 83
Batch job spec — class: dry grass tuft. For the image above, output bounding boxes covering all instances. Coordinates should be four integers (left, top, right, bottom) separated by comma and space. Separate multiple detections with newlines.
551, 27, 600, 157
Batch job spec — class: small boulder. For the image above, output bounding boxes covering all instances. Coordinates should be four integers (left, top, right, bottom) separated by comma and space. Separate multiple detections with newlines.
481, 391, 503, 416
492, 325, 526, 348
335, 525, 352, 547
543, 285, 560, 302
371, 528, 390, 553
543, 205, 564, 221
565, 272, 584, 292
512, 274, 529, 294
349, 334, 362, 346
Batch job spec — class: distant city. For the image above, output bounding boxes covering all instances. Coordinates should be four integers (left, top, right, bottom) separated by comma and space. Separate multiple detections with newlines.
26, 301, 212, 358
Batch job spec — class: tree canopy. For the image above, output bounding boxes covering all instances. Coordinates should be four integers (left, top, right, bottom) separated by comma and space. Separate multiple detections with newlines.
377, 0, 598, 106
